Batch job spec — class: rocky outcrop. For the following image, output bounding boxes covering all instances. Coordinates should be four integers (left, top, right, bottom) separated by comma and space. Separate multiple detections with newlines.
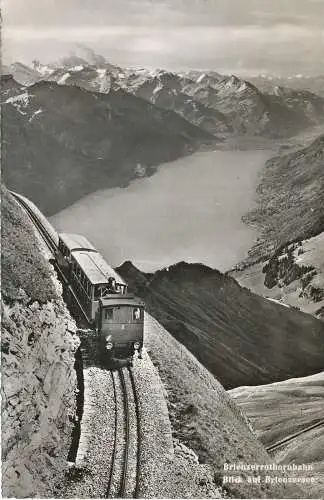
1, 298, 79, 498
1, 186, 80, 497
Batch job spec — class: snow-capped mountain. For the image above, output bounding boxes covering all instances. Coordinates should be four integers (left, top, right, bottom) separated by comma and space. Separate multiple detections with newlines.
270, 85, 324, 124
249, 74, 324, 98
6, 58, 324, 139
182, 73, 324, 138
122, 69, 231, 135
5, 62, 43, 86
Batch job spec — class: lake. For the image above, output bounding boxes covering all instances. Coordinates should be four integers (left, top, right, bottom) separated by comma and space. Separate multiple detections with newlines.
51, 150, 271, 272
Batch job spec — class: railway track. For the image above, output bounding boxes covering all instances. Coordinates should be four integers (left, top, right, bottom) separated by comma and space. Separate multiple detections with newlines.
106, 367, 141, 498
10, 191, 58, 254
11, 191, 93, 325
266, 419, 324, 453
12, 191, 142, 497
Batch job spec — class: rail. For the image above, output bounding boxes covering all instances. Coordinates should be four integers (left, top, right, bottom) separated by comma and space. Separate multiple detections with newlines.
10, 191, 57, 253
11, 191, 93, 324
12, 191, 143, 497
266, 419, 324, 453
106, 367, 141, 498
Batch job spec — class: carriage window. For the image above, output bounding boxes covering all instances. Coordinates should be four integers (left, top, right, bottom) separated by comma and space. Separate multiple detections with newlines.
102, 285, 111, 296
133, 307, 141, 320
94, 285, 107, 299
104, 308, 114, 320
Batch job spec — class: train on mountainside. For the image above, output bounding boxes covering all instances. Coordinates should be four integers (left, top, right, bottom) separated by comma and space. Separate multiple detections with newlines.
55, 233, 144, 362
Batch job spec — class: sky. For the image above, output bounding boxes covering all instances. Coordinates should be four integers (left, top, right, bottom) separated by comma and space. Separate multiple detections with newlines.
2, 0, 324, 76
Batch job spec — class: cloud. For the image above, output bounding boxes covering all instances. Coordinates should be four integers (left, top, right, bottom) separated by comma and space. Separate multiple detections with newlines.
2, 1, 324, 75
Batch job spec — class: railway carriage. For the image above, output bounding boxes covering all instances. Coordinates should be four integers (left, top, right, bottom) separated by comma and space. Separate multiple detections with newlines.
56, 233, 144, 359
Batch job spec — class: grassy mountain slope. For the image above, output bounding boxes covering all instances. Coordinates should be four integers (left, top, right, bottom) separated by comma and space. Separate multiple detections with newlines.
1, 185, 56, 302
232, 233, 324, 319
117, 261, 324, 389
229, 373, 324, 497
144, 313, 303, 498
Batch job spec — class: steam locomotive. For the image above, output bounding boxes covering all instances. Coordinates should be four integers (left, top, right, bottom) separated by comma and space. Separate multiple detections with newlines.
56, 233, 144, 360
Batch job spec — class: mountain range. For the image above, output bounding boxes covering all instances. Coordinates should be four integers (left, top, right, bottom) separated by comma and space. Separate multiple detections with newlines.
5, 60, 324, 139
3, 58, 324, 217
1, 75, 214, 215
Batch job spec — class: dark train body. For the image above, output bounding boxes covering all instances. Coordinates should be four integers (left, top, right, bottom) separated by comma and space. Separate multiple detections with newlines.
56, 233, 144, 360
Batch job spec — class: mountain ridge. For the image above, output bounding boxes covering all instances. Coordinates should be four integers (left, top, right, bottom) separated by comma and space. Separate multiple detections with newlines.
116, 260, 324, 389
7, 60, 324, 140
1, 76, 216, 215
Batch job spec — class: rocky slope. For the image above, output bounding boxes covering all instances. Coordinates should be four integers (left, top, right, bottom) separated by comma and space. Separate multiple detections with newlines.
232, 233, 324, 319
1, 75, 215, 215
229, 372, 324, 498
1, 186, 79, 497
243, 133, 324, 261
117, 261, 324, 390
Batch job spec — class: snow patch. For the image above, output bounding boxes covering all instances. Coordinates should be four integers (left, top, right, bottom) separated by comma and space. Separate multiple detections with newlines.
5, 92, 32, 115
6, 92, 31, 107
266, 297, 290, 308
57, 73, 71, 84
29, 109, 43, 122
70, 65, 84, 72
96, 69, 111, 92
36, 64, 55, 77
196, 73, 206, 84
153, 82, 163, 95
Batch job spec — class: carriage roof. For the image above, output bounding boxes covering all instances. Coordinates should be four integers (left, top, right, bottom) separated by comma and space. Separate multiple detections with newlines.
72, 250, 127, 286
99, 295, 145, 308
59, 233, 97, 252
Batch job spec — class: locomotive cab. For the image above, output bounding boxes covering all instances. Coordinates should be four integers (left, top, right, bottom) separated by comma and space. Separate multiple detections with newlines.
98, 295, 145, 359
